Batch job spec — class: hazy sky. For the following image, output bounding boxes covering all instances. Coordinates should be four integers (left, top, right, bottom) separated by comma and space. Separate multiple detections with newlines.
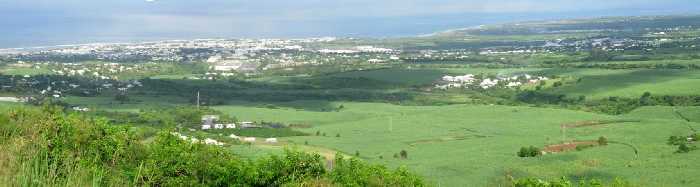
1, 0, 699, 48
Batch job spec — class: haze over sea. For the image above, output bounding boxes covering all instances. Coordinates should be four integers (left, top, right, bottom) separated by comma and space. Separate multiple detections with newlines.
1, 0, 699, 48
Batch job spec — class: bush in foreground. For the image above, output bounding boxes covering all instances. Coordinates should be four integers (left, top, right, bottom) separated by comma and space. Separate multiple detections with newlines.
0, 105, 425, 186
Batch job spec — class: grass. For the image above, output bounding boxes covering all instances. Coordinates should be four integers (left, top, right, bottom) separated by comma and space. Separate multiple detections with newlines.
542, 69, 700, 99
51, 66, 700, 186
0, 67, 53, 75
330, 68, 444, 85
210, 101, 700, 186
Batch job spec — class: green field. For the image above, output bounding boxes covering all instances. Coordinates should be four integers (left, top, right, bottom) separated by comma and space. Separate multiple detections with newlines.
49, 65, 700, 186
211, 102, 700, 186
545, 69, 700, 99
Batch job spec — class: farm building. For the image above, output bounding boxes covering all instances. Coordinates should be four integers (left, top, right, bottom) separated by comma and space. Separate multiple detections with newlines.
243, 137, 256, 142
201, 115, 220, 129
240, 122, 261, 128
225, 123, 236, 129
201, 125, 211, 130
229, 134, 240, 140
204, 138, 224, 146
265, 138, 278, 143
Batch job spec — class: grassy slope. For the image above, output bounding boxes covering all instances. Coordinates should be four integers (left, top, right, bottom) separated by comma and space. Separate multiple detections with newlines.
55, 66, 700, 186
213, 102, 700, 186
543, 69, 700, 99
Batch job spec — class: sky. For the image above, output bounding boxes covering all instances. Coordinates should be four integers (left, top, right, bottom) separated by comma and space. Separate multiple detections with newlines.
1, 0, 699, 48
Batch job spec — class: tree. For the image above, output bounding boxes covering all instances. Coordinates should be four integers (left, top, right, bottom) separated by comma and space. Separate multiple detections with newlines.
518, 146, 541, 157
517, 147, 529, 157
553, 81, 563, 88
598, 136, 608, 146
115, 93, 129, 104
399, 150, 408, 159
677, 143, 691, 153
640, 92, 654, 106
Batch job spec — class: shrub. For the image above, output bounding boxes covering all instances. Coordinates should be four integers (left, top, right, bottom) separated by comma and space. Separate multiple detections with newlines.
518, 146, 541, 157
598, 136, 609, 146
400, 150, 408, 159
513, 177, 632, 187
677, 143, 692, 153
329, 154, 424, 186
1, 106, 426, 186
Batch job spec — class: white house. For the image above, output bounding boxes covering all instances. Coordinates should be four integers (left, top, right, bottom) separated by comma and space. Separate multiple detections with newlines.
480, 79, 499, 89
454, 74, 475, 83
229, 134, 240, 140
507, 82, 522, 87
265, 138, 278, 143
442, 76, 455, 82
205, 138, 222, 145
201, 124, 211, 130
214, 124, 224, 129
243, 137, 256, 142
72, 106, 90, 112
225, 123, 236, 129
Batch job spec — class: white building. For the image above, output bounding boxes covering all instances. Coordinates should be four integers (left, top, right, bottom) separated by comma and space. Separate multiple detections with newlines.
225, 123, 236, 129
265, 138, 278, 143
480, 79, 499, 89
229, 134, 240, 140
201, 125, 211, 130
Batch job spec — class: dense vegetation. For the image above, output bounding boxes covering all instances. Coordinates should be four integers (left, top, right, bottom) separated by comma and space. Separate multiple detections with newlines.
3, 15, 700, 186
0, 104, 425, 186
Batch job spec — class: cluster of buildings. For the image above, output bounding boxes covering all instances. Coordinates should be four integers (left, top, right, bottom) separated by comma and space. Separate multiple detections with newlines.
435, 74, 549, 90
2, 37, 405, 76
199, 115, 260, 130
171, 115, 282, 146
170, 132, 225, 146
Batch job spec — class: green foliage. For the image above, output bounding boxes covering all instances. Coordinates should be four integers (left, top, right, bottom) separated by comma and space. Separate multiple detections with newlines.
513, 177, 633, 187
114, 93, 129, 104
0, 106, 425, 186
399, 150, 408, 159
598, 136, 609, 146
329, 154, 424, 187
518, 146, 541, 157
676, 143, 692, 153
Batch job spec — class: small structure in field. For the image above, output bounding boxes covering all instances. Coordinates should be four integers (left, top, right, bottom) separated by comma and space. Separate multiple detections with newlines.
265, 138, 278, 143
243, 137, 256, 142
229, 134, 240, 140
225, 123, 236, 129
214, 124, 224, 129
72, 106, 90, 112
201, 115, 220, 130
204, 138, 224, 146
240, 122, 261, 128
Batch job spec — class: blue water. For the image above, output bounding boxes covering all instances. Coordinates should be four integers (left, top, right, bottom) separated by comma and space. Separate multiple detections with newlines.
0, 7, 695, 48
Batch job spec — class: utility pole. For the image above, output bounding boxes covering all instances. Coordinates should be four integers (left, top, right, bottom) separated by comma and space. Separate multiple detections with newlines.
561, 125, 566, 142
196, 91, 200, 109
389, 116, 393, 132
